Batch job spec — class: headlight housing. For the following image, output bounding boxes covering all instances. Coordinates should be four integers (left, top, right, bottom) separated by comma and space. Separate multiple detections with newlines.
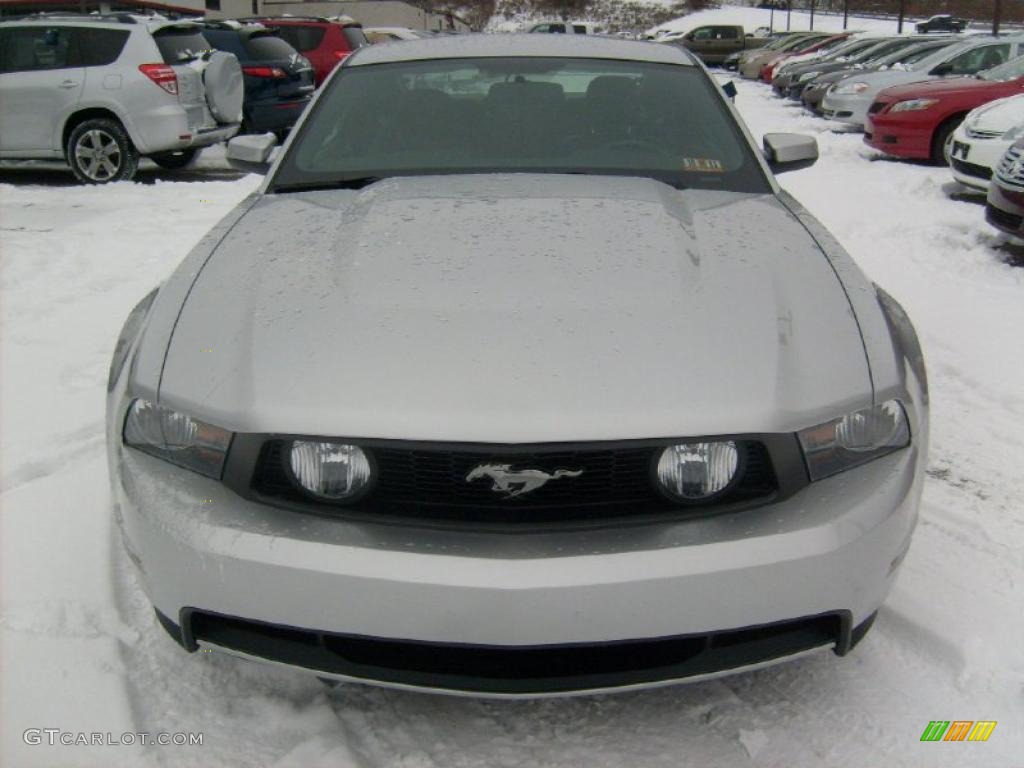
123, 399, 233, 479
655, 441, 741, 502
798, 400, 910, 481
834, 81, 870, 95
891, 98, 939, 113
287, 441, 373, 501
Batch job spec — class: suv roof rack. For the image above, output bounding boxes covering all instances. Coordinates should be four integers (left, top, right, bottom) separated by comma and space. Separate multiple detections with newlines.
236, 15, 361, 26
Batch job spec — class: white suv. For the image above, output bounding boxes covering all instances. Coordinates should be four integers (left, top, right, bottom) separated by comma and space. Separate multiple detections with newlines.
0, 14, 243, 182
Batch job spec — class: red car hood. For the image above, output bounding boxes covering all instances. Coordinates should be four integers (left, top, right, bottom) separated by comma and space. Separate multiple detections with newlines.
878, 76, 1022, 103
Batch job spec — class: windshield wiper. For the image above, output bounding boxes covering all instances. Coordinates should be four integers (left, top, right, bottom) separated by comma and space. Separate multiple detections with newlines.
272, 177, 384, 193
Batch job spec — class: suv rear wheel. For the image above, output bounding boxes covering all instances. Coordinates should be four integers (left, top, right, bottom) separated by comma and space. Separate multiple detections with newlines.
67, 118, 139, 183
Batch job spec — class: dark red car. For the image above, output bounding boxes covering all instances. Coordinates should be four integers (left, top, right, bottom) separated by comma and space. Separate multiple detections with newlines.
760, 33, 852, 84
865, 55, 1024, 163
245, 17, 368, 86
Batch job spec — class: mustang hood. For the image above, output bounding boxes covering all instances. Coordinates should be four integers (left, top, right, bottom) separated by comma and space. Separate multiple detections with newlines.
158, 174, 871, 442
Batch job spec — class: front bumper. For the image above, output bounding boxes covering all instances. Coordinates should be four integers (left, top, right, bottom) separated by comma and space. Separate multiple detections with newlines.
112, 439, 922, 696
864, 112, 933, 160
949, 134, 1011, 190
821, 91, 872, 127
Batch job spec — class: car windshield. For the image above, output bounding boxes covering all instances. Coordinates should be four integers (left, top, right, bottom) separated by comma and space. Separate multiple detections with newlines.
892, 41, 958, 69
272, 57, 769, 193
978, 54, 1024, 81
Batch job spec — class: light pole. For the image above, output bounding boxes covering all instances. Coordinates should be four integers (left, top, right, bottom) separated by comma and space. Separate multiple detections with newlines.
994, 0, 1003, 35
897, 0, 906, 34
843, 0, 849, 30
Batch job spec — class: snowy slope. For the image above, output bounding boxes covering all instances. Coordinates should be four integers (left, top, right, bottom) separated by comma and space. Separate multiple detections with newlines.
647, 4, 912, 36
2, 83, 1023, 766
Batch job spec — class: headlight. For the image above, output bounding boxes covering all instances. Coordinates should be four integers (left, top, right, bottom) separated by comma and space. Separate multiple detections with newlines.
288, 441, 372, 501
891, 98, 939, 112
798, 71, 821, 83
1002, 124, 1024, 140
835, 81, 870, 95
123, 399, 232, 479
798, 400, 910, 481
655, 441, 740, 502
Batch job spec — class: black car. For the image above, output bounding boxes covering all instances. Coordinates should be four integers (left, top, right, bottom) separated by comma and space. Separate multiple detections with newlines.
916, 15, 968, 34
200, 23, 314, 137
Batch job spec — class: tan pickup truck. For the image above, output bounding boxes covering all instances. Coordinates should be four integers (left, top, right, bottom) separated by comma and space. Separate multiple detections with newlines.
667, 25, 758, 65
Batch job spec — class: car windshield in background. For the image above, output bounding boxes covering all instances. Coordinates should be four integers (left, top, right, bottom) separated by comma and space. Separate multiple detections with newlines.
273, 25, 325, 52
979, 54, 1024, 81
244, 33, 298, 59
272, 57, 769, 193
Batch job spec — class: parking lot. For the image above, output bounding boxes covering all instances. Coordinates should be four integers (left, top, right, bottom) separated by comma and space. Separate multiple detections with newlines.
2, 69, 1022, 766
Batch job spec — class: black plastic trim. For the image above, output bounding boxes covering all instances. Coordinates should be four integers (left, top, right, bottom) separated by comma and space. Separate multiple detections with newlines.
183, 608, 851, 694
221, 433, 809, 532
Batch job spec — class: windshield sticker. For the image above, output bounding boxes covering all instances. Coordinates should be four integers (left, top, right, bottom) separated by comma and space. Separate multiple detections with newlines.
681, 157, 724, 173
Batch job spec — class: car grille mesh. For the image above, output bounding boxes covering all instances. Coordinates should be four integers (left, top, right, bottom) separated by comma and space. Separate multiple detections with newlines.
250, 440, 778, 524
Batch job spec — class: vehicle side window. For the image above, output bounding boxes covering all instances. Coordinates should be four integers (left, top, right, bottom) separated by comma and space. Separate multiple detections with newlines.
153, 28, 212, 63
0, 26, 77, 73
77, 28, 130, 67
691, 28, 713, 41
549, 24, 566, 34
716, 27, 739, 40
946, 44, 1009, 75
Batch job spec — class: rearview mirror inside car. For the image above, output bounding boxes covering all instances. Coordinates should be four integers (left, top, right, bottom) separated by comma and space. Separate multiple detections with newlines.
762, 133, 818, 174
226, 133, 278, 175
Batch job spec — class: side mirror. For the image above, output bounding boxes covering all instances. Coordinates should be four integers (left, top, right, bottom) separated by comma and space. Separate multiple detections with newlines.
226, 133, 278, 175
930, 62, 954, 76
763, 133, 818, 173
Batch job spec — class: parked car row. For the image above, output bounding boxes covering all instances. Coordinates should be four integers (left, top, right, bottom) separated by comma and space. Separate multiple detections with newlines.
0, 12, 439, 183
742, 29, 1024, 243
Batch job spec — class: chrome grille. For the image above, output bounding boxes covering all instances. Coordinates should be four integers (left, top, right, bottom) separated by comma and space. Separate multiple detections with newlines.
966, 126, 1005, 140
994, 145, 1024, 188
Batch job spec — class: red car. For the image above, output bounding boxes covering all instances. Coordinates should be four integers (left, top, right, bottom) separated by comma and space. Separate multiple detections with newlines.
247, 17, 368, 86
760, 34, 852, 84
865, 56, 1024, 164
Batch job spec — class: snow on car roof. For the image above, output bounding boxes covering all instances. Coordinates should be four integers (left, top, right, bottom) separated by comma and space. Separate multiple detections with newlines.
347, 33, 698, 67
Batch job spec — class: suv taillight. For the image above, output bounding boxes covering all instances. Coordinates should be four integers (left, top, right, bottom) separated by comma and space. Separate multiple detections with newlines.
139, 64, 178, 96
243, 66, 287, 78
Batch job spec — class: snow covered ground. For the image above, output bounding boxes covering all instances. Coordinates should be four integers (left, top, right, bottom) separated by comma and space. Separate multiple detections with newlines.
2, 81, 1023, 768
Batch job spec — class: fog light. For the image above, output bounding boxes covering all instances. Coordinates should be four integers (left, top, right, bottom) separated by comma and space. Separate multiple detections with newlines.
288, 441, 372, 501
656, 441, 740, 502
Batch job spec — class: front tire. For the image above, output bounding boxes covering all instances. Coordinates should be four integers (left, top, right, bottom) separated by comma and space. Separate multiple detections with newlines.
67, 118, 139, 183
150, 148, 199, 170
931, 117, 962, 166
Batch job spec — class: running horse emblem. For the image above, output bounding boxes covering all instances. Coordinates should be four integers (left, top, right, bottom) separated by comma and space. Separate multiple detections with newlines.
465, 464, 584, 498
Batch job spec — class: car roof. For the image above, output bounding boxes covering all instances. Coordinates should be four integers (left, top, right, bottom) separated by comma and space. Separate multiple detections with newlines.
348, 33, 698, 67
0, 15, 202, 34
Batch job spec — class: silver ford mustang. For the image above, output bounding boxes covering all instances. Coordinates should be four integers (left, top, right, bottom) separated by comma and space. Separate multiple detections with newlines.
106, 35, 928, 697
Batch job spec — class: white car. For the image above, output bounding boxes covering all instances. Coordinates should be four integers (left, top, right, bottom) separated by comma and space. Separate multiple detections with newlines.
949, 94, 1024, 190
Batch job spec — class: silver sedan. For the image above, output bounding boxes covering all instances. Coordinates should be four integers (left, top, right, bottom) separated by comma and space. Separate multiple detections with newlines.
106, 34, 928, 697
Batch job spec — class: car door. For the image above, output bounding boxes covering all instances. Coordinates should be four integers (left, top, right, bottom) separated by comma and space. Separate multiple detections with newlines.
686, 26, 715, 58
0, 26, 84, 154
713, 26, 743, 58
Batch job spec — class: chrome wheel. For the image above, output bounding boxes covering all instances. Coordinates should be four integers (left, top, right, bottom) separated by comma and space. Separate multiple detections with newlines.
74, 129, 123, 181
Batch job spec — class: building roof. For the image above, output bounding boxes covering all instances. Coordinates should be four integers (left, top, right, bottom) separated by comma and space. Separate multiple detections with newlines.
347, 33, 698, 67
